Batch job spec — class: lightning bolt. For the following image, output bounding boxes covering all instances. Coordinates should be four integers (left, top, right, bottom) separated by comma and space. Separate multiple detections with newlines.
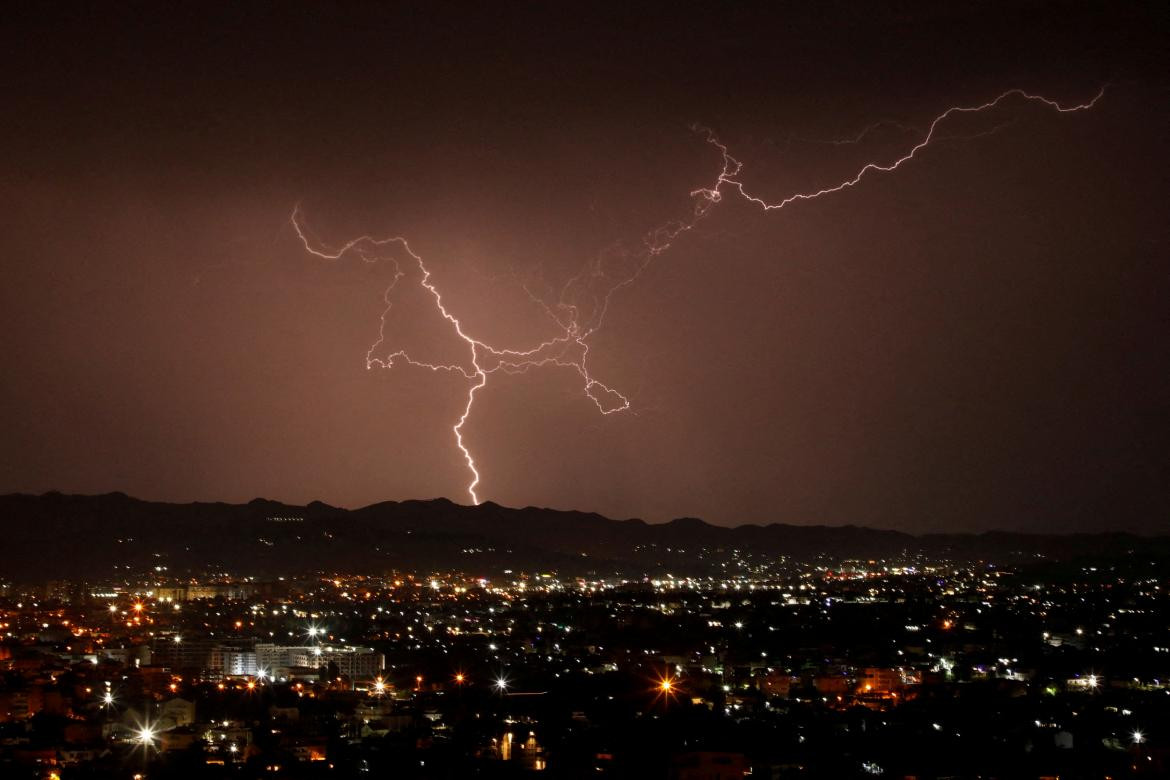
293, 86, 1105, 506
692, 88, 1105, 210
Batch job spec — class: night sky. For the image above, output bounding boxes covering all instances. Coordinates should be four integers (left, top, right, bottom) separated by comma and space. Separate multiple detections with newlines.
2, 2, 1167, 533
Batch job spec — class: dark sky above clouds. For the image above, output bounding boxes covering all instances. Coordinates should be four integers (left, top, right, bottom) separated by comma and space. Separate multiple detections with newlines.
2, 2, 1167, 532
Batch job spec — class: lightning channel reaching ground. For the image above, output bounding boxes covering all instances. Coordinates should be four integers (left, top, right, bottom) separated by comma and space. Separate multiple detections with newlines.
292, 86, 1105, 505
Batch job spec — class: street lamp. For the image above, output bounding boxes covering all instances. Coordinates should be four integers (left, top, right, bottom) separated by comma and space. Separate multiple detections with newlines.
136, 724, 157, 746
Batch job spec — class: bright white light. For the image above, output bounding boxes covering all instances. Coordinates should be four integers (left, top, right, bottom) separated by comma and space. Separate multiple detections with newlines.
103, 692, 114, 705
494, 677, 509, 691
1132, 730, 1145, 745
137, 725, 156, 744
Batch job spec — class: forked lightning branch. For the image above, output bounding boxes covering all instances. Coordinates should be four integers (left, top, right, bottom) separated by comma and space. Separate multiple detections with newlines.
293, 87, 1104, 506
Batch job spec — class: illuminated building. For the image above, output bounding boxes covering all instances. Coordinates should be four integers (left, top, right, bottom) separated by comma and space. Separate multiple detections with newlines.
216, 649, 258, 677
255, 643, 383, 680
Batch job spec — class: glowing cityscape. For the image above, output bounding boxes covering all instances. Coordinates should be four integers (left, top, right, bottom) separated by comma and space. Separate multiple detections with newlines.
2, 2, 1167, 778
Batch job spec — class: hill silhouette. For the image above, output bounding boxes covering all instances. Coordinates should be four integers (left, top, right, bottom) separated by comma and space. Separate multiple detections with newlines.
0, 492, 1165, 581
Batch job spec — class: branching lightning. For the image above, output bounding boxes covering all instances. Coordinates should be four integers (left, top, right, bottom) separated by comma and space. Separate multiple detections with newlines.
292, 86, 1105, 505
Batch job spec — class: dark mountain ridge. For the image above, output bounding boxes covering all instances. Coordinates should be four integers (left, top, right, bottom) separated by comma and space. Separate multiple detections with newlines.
0, 492, 1165, 582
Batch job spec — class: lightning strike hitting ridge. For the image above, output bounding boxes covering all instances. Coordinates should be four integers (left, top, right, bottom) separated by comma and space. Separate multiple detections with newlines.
293, 86, 1105, 506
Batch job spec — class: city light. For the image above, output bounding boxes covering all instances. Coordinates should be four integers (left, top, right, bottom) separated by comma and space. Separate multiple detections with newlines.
654, 673, 680, 704
0, 552, 1163, 774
